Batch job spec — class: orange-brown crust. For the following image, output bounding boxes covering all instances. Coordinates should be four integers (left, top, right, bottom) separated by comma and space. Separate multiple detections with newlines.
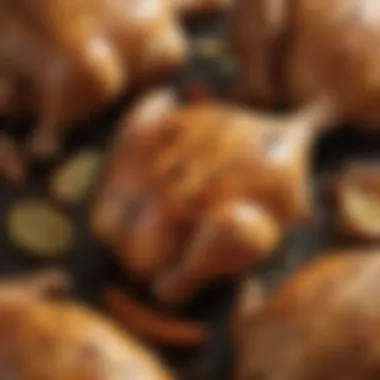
0, 0, 192, 158
234, 0, 380, 129
234, 250, 380, 380
92, 89, 329, 307
0, 272, 174, 380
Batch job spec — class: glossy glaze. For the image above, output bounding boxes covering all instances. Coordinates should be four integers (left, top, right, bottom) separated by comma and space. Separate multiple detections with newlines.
234, 250, 380, 380
91, 89, 329, 307
234, 0, 380, 129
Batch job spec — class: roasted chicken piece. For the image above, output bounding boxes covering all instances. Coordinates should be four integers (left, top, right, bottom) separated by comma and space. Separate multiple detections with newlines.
0, 0, 229, 159
0, 270, 174, 380
234, 250, 380, 380
234, 0, 380, 129
91, 88, 331, 307
333, 163, 380, 240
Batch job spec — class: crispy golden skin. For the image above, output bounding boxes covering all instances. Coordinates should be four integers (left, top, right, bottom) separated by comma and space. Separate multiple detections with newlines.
91, 88, 330, 307
0, 0, 228, 158
0, 271, 174, 380
234, 0, 380, 129
234, 250, 380, 380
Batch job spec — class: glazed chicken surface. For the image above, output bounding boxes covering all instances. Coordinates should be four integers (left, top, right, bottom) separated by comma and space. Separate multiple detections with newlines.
0, 271, 174, 380
91, 88, 330, 307
234, 0, 380, 129
234, 250, 380, 380
0, 0, 228, 158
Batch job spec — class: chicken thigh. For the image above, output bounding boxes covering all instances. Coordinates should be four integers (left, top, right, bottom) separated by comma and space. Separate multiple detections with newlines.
91, 88, 331, 307
234, 0, 380, 130
0, 270, 174, 380
0, 0, 228, 158
234, 250, 380, 380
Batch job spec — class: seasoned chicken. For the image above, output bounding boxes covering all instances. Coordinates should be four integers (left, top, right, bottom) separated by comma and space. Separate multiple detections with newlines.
0, 270, 174, 380
234, 0, 380, 130
0, 0, 228, 158
234, 250, 380, 380
91, 88, 330, 307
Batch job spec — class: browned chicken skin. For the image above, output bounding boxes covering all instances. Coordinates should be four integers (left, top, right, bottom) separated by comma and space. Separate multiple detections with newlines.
91, 88, 331, 307
0, 0, 228, 158
234, 0, 380, 129
0, 271, 174, 380
234, 250, 380, 380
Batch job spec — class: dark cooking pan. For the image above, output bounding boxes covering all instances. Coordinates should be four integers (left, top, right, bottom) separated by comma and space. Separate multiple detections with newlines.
1, 10, 380, 380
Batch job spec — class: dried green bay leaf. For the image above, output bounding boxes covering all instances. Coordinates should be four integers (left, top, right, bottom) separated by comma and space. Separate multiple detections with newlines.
50, 149, 103, 204
7, 199, 74, 258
